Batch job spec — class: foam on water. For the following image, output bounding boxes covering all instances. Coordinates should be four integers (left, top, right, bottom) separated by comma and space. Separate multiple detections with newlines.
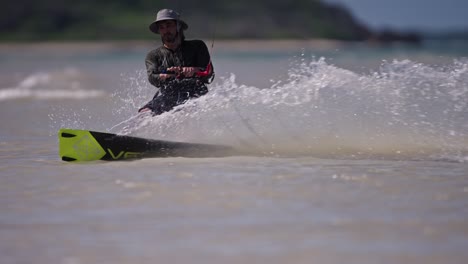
111, 56, 468, 162
0, 68, 105, 101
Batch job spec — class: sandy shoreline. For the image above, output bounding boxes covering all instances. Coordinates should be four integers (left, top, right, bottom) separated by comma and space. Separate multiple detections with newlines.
0, 39, 351, 53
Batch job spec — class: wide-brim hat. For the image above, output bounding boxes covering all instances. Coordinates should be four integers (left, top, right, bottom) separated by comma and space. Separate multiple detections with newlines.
149, 9, 188, 34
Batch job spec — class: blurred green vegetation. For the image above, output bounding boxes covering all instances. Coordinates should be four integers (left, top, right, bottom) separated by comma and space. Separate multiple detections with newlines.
0, 0, 373, 41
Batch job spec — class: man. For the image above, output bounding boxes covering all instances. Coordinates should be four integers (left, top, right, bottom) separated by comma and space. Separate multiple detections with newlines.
139, 9, 214, 115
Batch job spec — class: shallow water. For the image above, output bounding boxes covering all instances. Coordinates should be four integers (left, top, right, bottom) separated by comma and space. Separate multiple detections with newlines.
1, 40, 468, 263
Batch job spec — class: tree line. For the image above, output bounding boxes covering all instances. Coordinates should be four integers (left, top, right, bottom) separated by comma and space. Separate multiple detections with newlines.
0, 0, 420, 43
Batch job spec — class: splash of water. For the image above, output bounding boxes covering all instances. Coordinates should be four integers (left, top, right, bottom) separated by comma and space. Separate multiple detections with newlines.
113, 57, 468, 162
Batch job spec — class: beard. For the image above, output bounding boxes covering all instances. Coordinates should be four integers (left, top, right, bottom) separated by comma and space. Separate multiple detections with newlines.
162, 31, 178, 44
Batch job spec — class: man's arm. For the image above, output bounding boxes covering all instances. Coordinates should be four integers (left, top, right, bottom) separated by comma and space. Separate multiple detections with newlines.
145, 57, 163, 87
145, 51, 176, 87
196, 40, 214, 82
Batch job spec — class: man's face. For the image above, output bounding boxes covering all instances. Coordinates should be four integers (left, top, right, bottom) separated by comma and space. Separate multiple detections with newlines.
157, 20, 178, 43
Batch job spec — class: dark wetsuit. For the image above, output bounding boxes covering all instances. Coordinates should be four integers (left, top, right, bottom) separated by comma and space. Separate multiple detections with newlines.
140, 39, 214, 115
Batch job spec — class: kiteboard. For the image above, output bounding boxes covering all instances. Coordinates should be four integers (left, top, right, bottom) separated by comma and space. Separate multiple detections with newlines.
58, 128, 235, 162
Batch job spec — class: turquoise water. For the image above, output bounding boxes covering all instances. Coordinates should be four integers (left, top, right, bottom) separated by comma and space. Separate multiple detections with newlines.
0, 40, 467, 264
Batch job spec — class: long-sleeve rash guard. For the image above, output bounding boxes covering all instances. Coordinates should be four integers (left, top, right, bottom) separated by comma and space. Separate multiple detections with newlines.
145, 39, 213, 94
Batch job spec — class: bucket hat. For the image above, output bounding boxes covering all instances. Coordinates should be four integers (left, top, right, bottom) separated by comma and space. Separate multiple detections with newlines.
149, 9, 188, 34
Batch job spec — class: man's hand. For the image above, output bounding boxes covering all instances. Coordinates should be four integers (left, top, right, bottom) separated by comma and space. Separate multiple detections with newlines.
159, 73, 175, 80
181, 67, 200, 77
167, 66, 200, 78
